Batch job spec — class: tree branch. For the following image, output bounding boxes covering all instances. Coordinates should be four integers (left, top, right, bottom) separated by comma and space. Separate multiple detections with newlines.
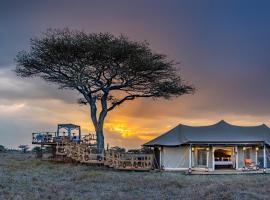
107, 94, 154, 112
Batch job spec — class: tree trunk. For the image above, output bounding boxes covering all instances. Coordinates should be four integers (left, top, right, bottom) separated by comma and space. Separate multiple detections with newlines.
88, 94, 107, 153
96, 126, 104, 151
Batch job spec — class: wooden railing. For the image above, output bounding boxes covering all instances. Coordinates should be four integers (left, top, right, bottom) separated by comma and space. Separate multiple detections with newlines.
32, 132, 56, 144
54, 142, 154, 171
56, 142, 104, 164
104, 151, 154, 171
32, 132, 81, 144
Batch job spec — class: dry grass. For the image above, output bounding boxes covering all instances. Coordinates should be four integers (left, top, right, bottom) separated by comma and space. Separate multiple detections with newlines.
1, 152, 270, 200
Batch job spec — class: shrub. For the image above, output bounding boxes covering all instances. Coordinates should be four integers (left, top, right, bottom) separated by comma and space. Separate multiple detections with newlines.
0, 145, 5, 152
18, 145, 29, 153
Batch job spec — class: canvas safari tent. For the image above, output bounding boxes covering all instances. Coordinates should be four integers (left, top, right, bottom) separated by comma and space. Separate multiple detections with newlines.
144, 120, 270, 171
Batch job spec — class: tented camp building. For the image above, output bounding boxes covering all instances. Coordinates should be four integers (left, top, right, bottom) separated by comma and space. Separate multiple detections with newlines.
144, 120, 270, 171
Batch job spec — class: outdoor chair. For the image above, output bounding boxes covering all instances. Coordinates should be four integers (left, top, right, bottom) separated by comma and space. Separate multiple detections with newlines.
242, 159, 260, 171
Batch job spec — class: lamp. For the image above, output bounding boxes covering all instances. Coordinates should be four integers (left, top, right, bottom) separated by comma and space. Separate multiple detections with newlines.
255, 147, 259, 151
191, 147, 195, 152
243, 147, 246, 151
206, 147, 209, 151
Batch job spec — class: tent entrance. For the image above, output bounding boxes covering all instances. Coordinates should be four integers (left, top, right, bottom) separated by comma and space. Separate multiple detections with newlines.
192, 147, 210, 168
214, 147, 235, 170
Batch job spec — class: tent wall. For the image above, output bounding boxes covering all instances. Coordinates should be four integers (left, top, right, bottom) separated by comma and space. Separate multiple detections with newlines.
159, 145, 270, 171
161, 146, 189, 170
257, 148, 264, 168
237, 147, 245, 168
153, 147, 160, 169
257, 146, 270, 168
267, 147, 270, 168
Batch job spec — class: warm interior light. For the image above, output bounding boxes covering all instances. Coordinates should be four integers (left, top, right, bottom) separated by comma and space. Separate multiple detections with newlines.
206, 147, 209, 151
255, 147, 259, 151
243, 147, 246, 151
192, 147, 195, 152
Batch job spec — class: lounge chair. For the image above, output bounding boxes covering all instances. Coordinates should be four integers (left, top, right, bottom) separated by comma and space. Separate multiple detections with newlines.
242, 159, 259, 171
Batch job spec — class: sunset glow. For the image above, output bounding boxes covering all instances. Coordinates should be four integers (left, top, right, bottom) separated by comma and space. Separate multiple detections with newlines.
1, 1, 270, 150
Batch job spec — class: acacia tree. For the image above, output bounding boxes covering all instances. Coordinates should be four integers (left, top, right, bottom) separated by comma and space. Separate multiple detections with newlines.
15, 29, 194, 150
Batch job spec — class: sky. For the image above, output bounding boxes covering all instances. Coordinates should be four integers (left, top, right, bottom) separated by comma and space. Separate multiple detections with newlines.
1, 0, 270, 149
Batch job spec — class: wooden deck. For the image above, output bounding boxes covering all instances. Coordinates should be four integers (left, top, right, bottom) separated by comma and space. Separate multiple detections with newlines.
32, 142, 57, 145
32, 131, 154, 171
187, 169, 270, 175
53, 142, 154, 170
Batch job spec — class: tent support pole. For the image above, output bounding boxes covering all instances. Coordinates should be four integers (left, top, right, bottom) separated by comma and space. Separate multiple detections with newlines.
159, 147, 162, 169
212, 146, 215, 170
206, 148, 209, 170
189, 144, 192, 169
263, 144, 267, 169
235, 146, 238, 170
255, 147, 258, 165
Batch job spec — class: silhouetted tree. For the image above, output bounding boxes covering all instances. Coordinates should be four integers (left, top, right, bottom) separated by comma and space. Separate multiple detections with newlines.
15, 29, 194, 150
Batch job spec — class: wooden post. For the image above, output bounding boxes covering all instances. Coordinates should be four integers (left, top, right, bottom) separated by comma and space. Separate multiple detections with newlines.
131, 156, 134, 169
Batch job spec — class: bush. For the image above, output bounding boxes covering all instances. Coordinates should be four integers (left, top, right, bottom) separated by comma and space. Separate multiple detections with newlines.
32, 146, 42, 158
32, 146, 42, 153
44, 146, 53, 153
0, 145, 5, 152
18, 145, 29, 153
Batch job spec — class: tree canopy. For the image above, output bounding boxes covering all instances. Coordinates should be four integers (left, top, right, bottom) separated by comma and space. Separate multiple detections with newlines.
15, 29, 195, 149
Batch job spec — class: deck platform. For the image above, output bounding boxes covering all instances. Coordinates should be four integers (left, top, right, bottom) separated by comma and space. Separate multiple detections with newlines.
187, 169, 270, 175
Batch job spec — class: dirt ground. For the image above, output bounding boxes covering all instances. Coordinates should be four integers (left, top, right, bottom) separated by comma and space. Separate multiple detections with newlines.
1, 152, 270, 200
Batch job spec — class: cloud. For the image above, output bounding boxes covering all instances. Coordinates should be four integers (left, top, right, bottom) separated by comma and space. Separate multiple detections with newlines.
1, 0, 270, 149
0, 67, 79, 104
2, 63, 270, 149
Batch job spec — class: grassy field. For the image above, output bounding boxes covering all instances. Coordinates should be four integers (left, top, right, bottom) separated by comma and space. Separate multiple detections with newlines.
1, 152, 270, 200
